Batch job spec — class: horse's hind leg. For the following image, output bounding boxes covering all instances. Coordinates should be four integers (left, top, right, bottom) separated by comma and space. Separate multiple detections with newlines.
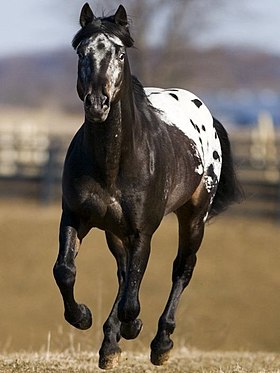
150, 201, 206, 365
53, 211, 92, 330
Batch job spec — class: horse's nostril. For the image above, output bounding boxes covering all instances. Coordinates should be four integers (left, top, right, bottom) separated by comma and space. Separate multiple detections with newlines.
85, 94, 93, 107
102, 94, 109, 107
85, 93, 108, 109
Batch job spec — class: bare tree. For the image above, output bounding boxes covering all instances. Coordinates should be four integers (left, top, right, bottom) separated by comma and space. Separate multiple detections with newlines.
100, 0, 219, 84
61, 0, 221, 86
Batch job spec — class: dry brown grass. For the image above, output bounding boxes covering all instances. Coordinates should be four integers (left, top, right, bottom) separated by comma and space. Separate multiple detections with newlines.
0, 199, 279, 361
0, 350, 279, 372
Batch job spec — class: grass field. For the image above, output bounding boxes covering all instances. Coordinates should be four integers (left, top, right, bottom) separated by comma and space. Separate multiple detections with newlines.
0, 199, 279, 371
1, 350, 280, 372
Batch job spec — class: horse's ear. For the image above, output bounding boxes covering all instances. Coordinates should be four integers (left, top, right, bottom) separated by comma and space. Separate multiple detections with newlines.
80, 3, 96, 27
114, 5, 128, 28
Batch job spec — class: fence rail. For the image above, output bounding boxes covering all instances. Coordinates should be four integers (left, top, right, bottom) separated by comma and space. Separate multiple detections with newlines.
0, 117, 280, 219
230, 113, 280, 220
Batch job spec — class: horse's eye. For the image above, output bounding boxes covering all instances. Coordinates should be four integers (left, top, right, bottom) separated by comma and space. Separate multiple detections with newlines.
119, 53, 125, 61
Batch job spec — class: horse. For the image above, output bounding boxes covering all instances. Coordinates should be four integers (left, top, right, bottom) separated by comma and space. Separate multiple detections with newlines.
53, 3, 241, 369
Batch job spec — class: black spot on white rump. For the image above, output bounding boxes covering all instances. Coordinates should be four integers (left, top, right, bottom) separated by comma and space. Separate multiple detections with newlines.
169, 93, 179, 101
190, 119, 196, 129
190, 119, 200, 133
191, 99, 203, 108
213, 150, 220, 161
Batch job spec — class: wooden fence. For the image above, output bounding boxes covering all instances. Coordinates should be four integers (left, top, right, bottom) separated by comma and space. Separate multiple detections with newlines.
0, 122, 66, 202
230, 113, 280, 220
0, 115, 279, 219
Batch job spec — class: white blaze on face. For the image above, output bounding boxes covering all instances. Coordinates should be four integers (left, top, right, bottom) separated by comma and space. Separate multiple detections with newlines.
81, 34, 125, 100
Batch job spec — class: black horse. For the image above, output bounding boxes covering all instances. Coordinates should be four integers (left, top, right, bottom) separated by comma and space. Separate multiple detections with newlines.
53, 3, 241, 369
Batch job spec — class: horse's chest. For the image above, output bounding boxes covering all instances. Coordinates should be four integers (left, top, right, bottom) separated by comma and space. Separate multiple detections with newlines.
65, 176, 125, 230
86, 195, 124, 231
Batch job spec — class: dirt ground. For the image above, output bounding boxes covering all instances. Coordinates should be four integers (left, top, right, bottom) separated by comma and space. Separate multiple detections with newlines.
0, 199, 279, 355
1, 350, 280, 372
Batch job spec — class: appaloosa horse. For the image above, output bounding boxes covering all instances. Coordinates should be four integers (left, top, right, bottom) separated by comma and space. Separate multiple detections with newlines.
53, 3, 241, 369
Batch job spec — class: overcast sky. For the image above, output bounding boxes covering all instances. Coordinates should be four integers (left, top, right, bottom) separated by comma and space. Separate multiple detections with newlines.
0, 0, 280, 58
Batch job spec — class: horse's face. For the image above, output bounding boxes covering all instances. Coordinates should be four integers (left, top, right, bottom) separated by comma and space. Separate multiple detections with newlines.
76, 33, 126, 123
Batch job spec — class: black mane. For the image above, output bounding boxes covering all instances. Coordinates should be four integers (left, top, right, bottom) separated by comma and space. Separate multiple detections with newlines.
131, 76, 149, 102
72, 15, 134, 49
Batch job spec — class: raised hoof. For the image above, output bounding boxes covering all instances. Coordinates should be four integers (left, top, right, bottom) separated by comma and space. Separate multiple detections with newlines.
150, 350, 170, 366
120, 319, 143, 340
99, 352, 121, 370
65, 304, 92, 330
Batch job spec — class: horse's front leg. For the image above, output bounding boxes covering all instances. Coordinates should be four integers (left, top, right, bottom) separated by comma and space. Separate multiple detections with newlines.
117, 233, 152, 338
150, 203, 205, 365
99, 232, 126, 370
53, 211, 92, 330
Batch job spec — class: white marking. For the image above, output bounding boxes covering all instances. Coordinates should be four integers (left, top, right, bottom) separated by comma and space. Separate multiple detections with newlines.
204, 175, 214, 193
82, 34, 125, 100
195, 164, 204, 175
145, 87, 222, 194
106, 34, 124, 47
85, 34, 122, 70
203, 212, 209, 223
149, 150, 155, 175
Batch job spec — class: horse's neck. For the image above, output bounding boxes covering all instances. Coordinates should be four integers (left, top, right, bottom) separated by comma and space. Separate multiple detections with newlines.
83, 93, 136, 191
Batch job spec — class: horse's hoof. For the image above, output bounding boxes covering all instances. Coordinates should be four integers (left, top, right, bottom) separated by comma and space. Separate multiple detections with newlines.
65, 304, 92, 330
120, 318, 143, 340
150, 350, 170, 366
99, 352, 121, 370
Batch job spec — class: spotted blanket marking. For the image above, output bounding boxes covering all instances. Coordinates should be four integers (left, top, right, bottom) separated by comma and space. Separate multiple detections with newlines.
145, 87, 222, 195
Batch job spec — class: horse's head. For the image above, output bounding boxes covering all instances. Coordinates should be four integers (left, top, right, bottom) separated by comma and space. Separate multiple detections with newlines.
72, 3, 134, 123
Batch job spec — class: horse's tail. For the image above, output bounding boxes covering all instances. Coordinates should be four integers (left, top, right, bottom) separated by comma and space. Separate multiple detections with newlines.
208, 118, 243, 220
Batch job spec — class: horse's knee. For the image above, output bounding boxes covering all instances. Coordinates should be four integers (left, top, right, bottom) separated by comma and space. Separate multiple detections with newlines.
53, 262, 75, 290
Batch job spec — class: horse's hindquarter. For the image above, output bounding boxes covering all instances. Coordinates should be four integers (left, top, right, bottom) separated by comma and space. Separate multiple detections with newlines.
146, 87, 222, 211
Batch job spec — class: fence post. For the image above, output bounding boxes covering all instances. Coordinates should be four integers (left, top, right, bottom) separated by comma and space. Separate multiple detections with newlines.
41, 139, 61, 203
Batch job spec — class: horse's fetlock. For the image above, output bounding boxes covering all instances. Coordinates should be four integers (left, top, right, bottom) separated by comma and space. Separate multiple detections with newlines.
159, 318, 176, 335
151, 331, 174, 354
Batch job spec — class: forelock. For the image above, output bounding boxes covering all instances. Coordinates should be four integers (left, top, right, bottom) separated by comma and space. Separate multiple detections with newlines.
72, 16, 134, 50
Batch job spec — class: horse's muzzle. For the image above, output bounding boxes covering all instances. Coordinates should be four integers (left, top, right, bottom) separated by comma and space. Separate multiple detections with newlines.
84, 93, 110, 122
